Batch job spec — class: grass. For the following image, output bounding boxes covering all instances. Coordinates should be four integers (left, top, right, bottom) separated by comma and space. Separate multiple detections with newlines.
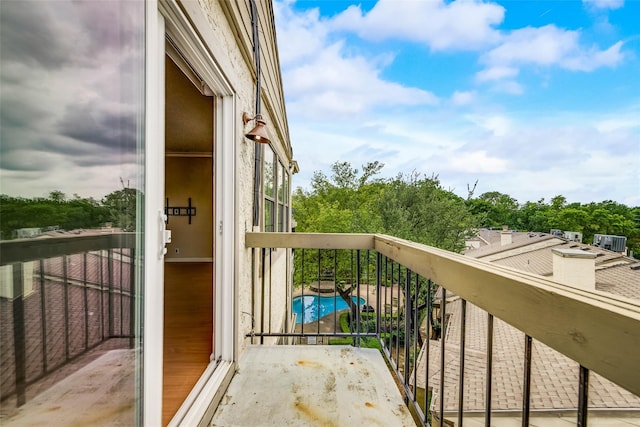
329, 312, 353, 345
327, 312, 382, 350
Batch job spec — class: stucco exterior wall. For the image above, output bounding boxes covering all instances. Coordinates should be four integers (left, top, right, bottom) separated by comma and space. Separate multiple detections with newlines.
183, 0, 292, 358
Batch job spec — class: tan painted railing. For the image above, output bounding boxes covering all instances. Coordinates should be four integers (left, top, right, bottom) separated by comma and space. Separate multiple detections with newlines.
246, 232, 640, 417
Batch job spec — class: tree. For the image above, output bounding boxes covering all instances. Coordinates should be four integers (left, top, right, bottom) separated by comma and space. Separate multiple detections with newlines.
293, 161, 385, 233
102, 188, 139, 231
467, 191, 519, 228
379, 172, 478, 252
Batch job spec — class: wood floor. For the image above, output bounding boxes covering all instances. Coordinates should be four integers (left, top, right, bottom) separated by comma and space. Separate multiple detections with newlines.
163, 262, 213, 426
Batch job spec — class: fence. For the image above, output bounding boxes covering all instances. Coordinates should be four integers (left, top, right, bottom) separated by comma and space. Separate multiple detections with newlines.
245, 232, 640, 427
0, 233, 137, 408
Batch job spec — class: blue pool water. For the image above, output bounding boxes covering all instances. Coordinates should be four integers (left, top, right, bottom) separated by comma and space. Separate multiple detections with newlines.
293, 295, 365, 324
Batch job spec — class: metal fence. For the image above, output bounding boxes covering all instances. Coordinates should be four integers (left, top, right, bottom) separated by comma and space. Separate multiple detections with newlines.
0, 233, 137, 408
245, 232, 640, 427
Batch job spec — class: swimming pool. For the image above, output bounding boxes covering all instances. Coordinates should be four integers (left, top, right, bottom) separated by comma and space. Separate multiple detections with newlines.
293, 295, 365, 324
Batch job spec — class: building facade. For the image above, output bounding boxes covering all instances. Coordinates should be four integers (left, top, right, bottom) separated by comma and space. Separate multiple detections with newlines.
0, 1, 293, 425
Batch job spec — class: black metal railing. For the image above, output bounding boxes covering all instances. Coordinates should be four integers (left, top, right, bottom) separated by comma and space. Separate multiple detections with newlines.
245, 232, 640, 427
0, 233, 136, 409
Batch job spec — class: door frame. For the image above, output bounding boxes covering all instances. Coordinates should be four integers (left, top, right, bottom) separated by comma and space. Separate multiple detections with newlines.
145, 1, 237, 425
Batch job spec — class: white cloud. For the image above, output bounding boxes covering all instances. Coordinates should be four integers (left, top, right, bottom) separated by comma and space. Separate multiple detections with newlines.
330, 0, 505, 51
273, 2, 328, 66
583, 0, 624, 10
595, 116, 640, 133
451, 91, 476, 106
449, 150, 508, 173
466, 114, 512, 136
475, 66, 519, 82
561, 41, 624, 71
484, 25, 579, 66
275, 1, 438, 119
275, 1, 638, 205
480, 25, 624, 76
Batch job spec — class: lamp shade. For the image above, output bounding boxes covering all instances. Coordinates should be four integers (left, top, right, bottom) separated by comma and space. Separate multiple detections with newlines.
243, 113, 271, 144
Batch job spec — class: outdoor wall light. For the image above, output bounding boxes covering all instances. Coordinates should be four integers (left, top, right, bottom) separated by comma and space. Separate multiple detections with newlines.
242, 112, 271, 144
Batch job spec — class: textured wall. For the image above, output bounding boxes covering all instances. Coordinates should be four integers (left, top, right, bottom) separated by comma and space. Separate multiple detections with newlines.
187, 0, 293, 357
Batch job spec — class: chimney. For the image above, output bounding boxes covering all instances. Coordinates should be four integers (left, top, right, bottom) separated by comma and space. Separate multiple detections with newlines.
551, 248, 597, 291
500, 226, 512, 246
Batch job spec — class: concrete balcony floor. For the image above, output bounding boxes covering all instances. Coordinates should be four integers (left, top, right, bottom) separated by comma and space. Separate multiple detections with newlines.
211, 345, 415, 426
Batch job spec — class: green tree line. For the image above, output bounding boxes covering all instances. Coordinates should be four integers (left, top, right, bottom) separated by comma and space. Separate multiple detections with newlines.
293, 161, 640, 258
0, 187, 139, 240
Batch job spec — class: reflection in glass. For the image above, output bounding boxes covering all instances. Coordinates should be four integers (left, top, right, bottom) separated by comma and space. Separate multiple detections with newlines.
263, 146, 275, 199
0, 1, 145, 425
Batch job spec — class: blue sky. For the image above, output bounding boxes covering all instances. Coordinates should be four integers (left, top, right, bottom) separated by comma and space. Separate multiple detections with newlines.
273, 0, 640, 205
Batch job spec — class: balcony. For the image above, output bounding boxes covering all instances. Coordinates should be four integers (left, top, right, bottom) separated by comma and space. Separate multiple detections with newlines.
0, 232, 138, 425
2, 231, 639, 426
212, 232, 640, 427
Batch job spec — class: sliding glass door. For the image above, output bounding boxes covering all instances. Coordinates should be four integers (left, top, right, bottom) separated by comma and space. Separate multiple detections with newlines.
0, 1, 145, 425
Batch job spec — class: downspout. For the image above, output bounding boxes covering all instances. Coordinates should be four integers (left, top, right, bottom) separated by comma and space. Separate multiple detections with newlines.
250, 0, 262, 227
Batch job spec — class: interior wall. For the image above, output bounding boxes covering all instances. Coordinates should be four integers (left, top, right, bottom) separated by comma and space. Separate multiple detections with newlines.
164, 55, 214, 260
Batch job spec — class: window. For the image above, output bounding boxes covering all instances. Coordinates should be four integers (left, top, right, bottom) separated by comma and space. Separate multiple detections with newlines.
263, 146, 276, 232
263, 148, 290, 232
277, 161, 284, 231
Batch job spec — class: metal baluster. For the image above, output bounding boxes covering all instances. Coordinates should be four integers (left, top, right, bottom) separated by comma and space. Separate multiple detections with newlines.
108, 250, 113, 337
439, 288, 447, 426
458, 299, 467, 427
384, 257, 389, 350
120, 248, 124, 336
83, 252, 89, 350
63, 255, 70, 360
300, 249, 304, 337
12, 263, 26, 407
376, 253, 382, 342
250, 248, 258, 344
404, 270, 411, 385
395, 262, 400, 366
356, 250, 361, 347
39, 259, 48, 374
333, 249, 342, 334
260, 248, 266, 344
485, 313, 494, 427
129, 248, 136, 348
413, 274, 419, 398
522, 335, 532, 427
268, 248, 272, 337
424, 279, 432, 424
578, 365, 590, 427
100, 250, 105, 340
316, 248, 321, 341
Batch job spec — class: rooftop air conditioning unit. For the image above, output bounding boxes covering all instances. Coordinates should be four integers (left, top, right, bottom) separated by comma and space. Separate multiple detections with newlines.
593, 234, 627, 252
563, 231, 582, 243
550, 229, 563, 237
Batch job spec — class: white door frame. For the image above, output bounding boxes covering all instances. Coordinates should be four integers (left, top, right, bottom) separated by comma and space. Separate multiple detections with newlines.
143, 3, 165, 426
145, 1, 237, 425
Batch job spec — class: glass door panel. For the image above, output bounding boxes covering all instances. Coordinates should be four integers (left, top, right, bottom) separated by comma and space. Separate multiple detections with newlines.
0, 1, 145, 425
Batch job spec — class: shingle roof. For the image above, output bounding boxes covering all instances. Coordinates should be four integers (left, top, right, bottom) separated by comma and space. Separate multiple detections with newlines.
416, 299, 640, 412
467, 232, 639, 299
417, 230, 640, 414
464, 231, 561, 259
